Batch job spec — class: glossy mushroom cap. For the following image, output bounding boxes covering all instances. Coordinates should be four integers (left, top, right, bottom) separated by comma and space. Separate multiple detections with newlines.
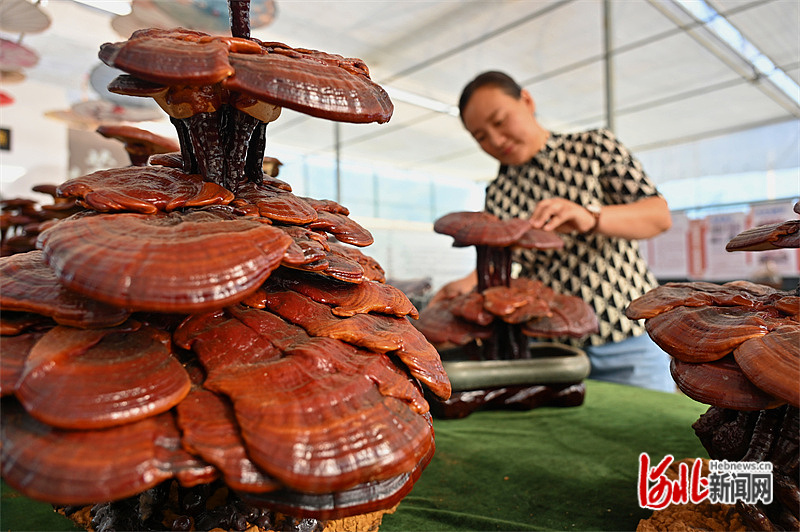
100, 29, 393, 124
96, 124, 180, 165
725, 220, 800, 251
37, 209, 293, 313
628, 278, 799, 409
434, 211, 532, 248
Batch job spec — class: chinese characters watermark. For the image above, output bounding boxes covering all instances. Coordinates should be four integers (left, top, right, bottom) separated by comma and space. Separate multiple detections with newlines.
637, 453, 772, 510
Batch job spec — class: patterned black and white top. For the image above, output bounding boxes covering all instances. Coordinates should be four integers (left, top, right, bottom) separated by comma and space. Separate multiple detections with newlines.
485, 128, 661, 347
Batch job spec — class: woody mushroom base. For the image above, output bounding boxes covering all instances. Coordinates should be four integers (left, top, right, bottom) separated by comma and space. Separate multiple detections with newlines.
0, 4, 452, 532
414, 211, 597, 418
627, 203, 799, 531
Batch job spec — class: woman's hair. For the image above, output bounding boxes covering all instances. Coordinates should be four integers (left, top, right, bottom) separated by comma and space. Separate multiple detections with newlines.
458, 71, 522, 121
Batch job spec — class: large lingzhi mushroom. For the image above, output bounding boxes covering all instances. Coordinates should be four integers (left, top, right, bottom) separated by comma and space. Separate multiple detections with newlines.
626, 203, 799, 531
0, 4, 448, 532
414, 210, 597, 418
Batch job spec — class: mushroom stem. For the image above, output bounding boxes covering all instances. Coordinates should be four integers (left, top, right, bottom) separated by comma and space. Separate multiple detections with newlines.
185, 112, 225, 186
741, 406, 784, 462
169, 106, 268, 192
222, 107, 261, 190
170, 117, 199, 175
476, 245, 490, 292
476, 246, 513, 291
476, 245, 528, 359
245, 122, 268, 184
771, 406, 798, 472
128, 153, 150, 166
229, 0, 251, 39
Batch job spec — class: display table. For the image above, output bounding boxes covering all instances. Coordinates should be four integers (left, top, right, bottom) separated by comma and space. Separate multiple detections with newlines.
1, 380, 709, 531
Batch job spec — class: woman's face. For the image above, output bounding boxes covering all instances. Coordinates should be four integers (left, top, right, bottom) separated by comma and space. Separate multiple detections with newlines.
461, 85, 539, 166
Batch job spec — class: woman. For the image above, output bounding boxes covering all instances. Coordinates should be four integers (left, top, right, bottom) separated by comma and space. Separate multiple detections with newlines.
451, 70, 673, 392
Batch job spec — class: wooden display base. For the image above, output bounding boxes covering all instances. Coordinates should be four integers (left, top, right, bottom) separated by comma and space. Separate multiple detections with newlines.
427, 342, 591, 419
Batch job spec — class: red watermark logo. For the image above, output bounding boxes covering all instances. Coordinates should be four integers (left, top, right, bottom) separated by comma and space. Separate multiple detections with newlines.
637, 453, 773, 510
637, 453, 709, 510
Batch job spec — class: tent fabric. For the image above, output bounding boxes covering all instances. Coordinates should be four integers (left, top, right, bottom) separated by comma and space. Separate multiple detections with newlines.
12, 0, 800, 187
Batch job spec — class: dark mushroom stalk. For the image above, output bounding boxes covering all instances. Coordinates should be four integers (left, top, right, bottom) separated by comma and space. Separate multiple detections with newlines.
229, 0, 252, 39
101, 22, 392, 195
152, 86, 278, 192
475, 244, 521, 359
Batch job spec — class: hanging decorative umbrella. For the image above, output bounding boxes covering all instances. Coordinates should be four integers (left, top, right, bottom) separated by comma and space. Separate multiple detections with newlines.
45, 99, 163, 129
0, 37, 38, 70
0, 0, 51, 34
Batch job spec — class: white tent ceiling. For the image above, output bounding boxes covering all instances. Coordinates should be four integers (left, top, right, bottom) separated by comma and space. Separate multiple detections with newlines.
5, 0, 800, 189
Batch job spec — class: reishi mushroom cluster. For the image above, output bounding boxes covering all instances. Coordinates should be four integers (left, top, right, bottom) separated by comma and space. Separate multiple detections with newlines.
416, 210, 598, 358
0, 11, 450, 532
626, 202, 799, 531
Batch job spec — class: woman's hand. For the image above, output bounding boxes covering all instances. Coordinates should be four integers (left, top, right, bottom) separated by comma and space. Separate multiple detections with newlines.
529, 198, 597, 233
529, 196, 672, 240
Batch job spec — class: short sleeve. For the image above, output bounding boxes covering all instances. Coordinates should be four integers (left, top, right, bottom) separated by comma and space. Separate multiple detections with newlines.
594, 129, 660, 204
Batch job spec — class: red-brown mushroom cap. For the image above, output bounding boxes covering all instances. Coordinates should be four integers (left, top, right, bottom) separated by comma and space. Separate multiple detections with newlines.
0, 404, 217, 505
725, 220, 800, 251
240, 456, 432, 520
224, 48, 393, 124
263, 289, 451, 400
514, 227, 565, 250
106, 73, 168, 99
0, 331, 45, 397
206, 336, 433, 494
147, 151, 184, 168
233, 182, 318, 224
414, 301, 493, 347
0, 250, 131, 328
37, 209, 293, 313
328, 241, 386, 283
670, 356, 785, 411
101, 31, 394, 124
99, 28, 235, 86
302, 196, 350, 216
176, 387, 281, 494
482, 284, 553, 324
277, 225, 330, 267
96, 124, 180, 158
0, 311, 53, 336
307, 211, 374, 247
644, 306, 771, 363
57, 165, 234, 214
522, 293, 598, 339
450, 291, 495, 327
434, 211, 532, 247
734, 324, 800, 407
271, 269, 418, 319
627, 281, 759, 320
177, 305, 433, 498
15, 323, 192, 429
